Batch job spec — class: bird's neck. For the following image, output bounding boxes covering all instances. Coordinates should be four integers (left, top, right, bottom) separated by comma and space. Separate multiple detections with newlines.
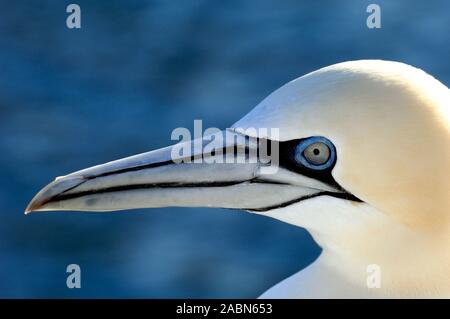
315, 237, 449, 298
296, 226, 448, 298
262, 199, 449, 298
261, 220, 449, 298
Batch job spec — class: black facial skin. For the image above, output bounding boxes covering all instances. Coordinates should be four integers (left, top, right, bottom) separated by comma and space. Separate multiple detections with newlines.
278, 138, 339, 188
246, 137, 362, 212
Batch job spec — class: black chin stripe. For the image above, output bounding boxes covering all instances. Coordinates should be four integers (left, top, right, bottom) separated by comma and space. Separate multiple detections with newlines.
247, 191, 362, 212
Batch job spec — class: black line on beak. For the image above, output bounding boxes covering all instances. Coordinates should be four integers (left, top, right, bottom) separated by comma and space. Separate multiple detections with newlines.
247, 191, 362, 212
44, 179, 291, 206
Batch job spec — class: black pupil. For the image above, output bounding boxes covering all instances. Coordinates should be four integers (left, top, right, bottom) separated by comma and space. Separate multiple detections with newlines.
313, 148, 320, 156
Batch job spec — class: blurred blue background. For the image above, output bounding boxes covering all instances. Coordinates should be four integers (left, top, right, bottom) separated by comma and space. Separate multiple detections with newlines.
0, 0, 449, 298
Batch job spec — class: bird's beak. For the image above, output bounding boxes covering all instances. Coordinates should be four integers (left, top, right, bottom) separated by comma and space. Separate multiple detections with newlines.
25, 130, 341, 214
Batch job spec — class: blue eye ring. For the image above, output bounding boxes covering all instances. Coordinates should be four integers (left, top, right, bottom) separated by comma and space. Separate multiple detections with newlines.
294, 136, 336, 170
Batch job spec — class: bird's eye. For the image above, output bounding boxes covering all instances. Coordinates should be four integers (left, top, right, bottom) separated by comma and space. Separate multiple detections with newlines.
294, 137, 336, 170
303, 142, 330, 165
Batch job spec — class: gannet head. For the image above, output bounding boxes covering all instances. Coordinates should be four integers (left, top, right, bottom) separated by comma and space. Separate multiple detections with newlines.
233, 60, 450, 231
26, 60, 450, 296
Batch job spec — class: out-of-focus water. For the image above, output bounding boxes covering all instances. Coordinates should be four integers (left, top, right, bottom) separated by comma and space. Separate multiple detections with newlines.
0, 0, 449, 298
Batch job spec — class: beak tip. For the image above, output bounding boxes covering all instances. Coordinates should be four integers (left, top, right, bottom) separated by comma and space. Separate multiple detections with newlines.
24, 199, 43, 215
24, 175, 87, 215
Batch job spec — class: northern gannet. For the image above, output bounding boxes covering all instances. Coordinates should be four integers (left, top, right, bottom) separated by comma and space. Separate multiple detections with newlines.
26, 60, 450, 298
